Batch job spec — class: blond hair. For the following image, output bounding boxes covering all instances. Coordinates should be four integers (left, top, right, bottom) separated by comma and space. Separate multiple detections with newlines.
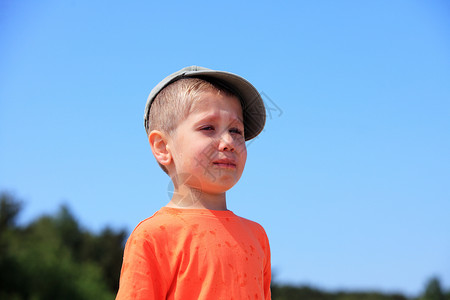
146, 78, 239, 174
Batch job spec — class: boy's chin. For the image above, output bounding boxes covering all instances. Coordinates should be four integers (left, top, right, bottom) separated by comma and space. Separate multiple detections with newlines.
200, 178, 240, 194
171, 171, 241, 195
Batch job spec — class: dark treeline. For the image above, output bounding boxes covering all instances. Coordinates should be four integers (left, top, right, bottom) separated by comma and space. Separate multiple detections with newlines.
0, 192, 126, 299
272, 278, 450, 300
0, 192, 448, 300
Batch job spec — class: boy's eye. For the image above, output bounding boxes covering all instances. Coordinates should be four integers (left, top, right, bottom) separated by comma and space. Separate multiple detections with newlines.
230, 127, 243, 135
200, 125, 215, 131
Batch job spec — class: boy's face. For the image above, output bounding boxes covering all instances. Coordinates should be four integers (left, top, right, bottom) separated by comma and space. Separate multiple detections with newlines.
168, 91, 247, 195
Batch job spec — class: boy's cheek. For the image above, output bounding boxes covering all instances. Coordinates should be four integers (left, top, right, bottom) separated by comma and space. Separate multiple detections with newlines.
237, 144, 247, 159
238, 148, 247, 169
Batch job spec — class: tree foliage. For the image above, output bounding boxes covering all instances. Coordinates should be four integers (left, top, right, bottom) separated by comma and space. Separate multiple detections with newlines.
0, 192, 126, 300
271, 281, 450, 300
270, 283, 410, 300
418, 277, 448, 300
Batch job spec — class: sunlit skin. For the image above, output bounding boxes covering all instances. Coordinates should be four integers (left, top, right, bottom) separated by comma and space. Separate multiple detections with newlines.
149, 91, 247, 210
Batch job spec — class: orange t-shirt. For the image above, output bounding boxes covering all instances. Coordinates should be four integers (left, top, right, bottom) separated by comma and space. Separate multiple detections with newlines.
116, 207, 271, 300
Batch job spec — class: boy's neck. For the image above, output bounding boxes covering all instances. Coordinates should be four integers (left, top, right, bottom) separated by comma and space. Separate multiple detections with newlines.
166, 186, 228, 211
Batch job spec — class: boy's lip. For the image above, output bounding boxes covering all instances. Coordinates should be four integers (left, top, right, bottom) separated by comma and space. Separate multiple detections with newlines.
212, 158, 237, 168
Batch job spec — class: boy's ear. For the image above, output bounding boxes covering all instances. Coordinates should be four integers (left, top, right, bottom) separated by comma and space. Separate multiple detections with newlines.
148, 130, 172, 166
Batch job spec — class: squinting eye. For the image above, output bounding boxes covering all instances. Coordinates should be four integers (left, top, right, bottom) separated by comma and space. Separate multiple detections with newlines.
230, 128, 243, 135
200, 125, 215, 131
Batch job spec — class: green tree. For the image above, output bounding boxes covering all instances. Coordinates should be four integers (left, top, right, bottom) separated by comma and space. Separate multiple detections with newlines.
419, 277, 444, 300
84, 226, 127, 292
0, 192, 124, 300
0, 192, 22, 232
271, 282, 410, 300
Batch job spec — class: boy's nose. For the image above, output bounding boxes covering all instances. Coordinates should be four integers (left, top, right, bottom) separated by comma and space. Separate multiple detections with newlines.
218, 133, 235, 152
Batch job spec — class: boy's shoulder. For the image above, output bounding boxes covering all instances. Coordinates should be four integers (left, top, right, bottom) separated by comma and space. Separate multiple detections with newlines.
130, 207, 267, 239
124, 207, 270, 261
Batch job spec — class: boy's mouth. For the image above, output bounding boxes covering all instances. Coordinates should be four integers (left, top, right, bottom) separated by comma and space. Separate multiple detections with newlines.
212, 158, 237, 169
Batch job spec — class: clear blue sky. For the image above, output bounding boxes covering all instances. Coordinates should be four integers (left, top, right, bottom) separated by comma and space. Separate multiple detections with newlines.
1, 0, 449, 296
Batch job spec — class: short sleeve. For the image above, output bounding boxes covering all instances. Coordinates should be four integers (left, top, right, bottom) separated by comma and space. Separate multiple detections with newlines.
115, 228, 168, 300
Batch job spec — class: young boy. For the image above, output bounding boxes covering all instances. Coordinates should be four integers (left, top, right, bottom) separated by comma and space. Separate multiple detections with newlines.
116, 66, 271, 299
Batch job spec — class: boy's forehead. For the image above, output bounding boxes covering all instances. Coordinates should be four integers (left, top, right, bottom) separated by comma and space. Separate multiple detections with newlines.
189, 91, 243, 118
